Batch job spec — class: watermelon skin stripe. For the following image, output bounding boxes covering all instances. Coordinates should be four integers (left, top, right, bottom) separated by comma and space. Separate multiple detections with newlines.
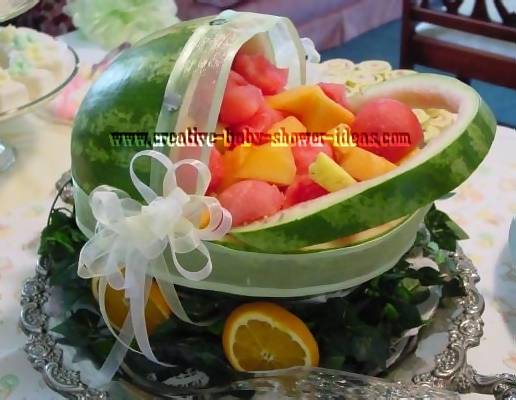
71, 23, 201, 201
232, 94, 496, 252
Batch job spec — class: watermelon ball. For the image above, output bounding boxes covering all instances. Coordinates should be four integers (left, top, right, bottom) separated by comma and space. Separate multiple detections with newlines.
207, 148, 224, 193
351, 98, 423, 163
284, 175, 329, 208
226, 70, 248, 87
233, 53, 288, 95
219, 72, 264, 126
292, 141, 334, 175
218, 180, 285, 227
318, 83, 350, 109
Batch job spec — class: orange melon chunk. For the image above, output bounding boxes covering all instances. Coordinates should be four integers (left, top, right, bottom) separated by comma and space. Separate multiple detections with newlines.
268, 116, 307, 145
220, 145, 252, 190
335, 145, 397, 181
397, 147, 421, 165
235, 144, 296, 185
266, 86, 355, 132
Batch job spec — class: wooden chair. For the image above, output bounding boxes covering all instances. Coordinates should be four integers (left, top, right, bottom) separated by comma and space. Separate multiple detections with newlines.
400, 0, 516, 89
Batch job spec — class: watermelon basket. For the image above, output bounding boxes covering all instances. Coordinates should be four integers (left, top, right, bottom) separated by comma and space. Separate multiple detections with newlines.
65, 10, 497, 395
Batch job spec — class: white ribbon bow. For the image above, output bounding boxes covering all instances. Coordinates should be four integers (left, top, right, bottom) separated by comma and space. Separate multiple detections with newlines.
77, 150, 232, 386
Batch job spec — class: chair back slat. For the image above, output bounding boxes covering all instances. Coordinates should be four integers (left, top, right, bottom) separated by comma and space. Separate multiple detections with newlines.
470, 0, 490, 21
494, 0, 516, 27
410, 2, 516, 42
400, 0, 516, 91
443, 0, 464, 14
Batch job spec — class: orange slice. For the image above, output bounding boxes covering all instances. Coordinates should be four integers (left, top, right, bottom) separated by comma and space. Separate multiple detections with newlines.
91, 277, 172, 334
222, 302, 319, 371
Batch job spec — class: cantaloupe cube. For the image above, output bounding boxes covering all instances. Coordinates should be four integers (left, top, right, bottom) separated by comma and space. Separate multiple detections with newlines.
335, 146, 397, 181
220, 145, 251, 190
268, 116, 306, 146
266, 86, 355, 132
397, 147, 421, 165
235, 144, 296, 185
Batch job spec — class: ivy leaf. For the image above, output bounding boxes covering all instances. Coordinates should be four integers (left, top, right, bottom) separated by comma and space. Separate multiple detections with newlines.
323, 355, 346, 370
425, 206, 468, 251
391, 301, 422, 330
407, 267, 443, 286
382, 303, 399, 321
409, 287, 431, 304
52, 309, 101, 347
350, 327, 390, 368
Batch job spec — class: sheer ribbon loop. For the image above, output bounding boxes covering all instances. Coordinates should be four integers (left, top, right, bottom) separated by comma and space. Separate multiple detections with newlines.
78, 150, 232, 386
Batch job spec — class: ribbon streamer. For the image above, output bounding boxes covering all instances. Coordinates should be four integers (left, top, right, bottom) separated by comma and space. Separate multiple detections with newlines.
78, 150, 231, 386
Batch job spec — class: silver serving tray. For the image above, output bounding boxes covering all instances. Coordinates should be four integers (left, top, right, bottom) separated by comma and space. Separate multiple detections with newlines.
19, 179, 516, 399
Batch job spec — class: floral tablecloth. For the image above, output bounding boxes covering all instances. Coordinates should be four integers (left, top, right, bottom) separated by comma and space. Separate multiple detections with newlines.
0, 33, 514, 400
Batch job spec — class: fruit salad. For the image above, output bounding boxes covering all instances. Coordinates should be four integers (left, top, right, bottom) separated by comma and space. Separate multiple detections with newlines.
209, 52, 455, 230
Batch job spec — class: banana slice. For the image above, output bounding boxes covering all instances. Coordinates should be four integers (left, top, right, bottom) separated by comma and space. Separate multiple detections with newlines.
346, 70, 381, 87
344, 85, 360, 96
320, 72, 353, 85
387, 69, 418, 80
412, 108, 431, 125
357, 60, 392, 75
322, 58, 355, 73
424, 125, 441, 142
427, 109, 455, 128
319, 59, 355, 84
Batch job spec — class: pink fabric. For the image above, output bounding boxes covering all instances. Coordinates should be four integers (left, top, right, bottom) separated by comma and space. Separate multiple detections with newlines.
177, 0, 402, 50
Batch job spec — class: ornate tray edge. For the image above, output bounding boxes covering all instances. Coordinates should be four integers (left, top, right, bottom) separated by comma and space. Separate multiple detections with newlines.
412, 248, 516, 399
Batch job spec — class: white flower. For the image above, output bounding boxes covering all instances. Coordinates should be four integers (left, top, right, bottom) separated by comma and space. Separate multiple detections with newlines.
64, 0, 181, 49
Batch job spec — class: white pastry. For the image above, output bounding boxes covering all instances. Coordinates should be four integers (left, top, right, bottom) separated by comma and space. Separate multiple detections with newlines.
0, 25, 67, 82
23, 43, 65, 81
0, 25, 17, 68
0, 68, 30, 113
8, 56, 55, 99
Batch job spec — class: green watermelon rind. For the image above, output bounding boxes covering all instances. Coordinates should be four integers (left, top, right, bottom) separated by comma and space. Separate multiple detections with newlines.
149, 206, 430, 297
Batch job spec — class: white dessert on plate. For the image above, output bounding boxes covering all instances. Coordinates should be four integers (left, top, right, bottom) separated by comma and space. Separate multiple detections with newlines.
0, 25, 72, 113
0, 68, 30, 112
8, 55, 55, 99
23, 42, 65, 80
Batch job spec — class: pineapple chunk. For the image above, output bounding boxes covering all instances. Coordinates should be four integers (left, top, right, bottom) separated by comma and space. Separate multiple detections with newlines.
309, 152, 356, 192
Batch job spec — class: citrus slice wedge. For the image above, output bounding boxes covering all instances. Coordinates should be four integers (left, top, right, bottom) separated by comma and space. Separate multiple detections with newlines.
91, 277, 172, 334
222, 302, 319, 371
